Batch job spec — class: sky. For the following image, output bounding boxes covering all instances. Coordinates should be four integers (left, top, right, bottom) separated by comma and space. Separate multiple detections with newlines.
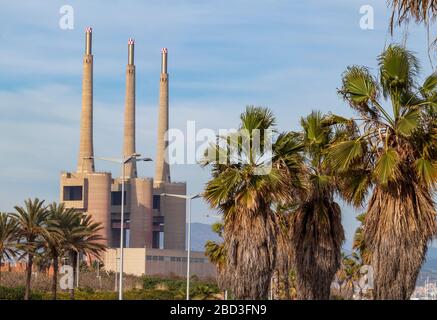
0, 0, 434, 249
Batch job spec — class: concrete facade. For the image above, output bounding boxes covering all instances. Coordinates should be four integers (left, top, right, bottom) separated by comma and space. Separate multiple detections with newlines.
123, 38, 137, 179
104, 248, 216, 279
154, 48, 171, 186
60, 28, 187, 251
77, 27, 95, 173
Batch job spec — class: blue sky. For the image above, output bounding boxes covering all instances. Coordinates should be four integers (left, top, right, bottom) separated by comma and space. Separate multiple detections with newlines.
0, 0, 434, 249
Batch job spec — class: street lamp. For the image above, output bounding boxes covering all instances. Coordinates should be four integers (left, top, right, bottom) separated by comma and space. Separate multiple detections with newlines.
86, 154, 152, 300
161, 193, 200, 300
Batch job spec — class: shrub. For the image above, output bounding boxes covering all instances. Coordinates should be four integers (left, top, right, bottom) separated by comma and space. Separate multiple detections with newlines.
0, 286, 43, 300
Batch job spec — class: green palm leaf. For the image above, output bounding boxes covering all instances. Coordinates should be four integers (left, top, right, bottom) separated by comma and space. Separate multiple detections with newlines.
415, 157, 437, 187
339, 66, 379, 117
397, 108, 420, 136
373, 148, 401, 185
327, 139, 363, 171
378, 45, 419, 99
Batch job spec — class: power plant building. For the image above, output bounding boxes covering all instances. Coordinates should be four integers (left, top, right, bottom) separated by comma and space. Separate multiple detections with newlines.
60, 28, 187, 251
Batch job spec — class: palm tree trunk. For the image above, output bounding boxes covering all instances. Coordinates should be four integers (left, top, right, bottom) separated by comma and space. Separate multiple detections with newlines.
292, 202, 344, 300
283, 274, 291, 300
51, 254, 59, 300
365, 184, 437, 299
224, 210, 279, 299
69, 252, 76, 300
24, 253, 33, 300
0, 256, 2, 286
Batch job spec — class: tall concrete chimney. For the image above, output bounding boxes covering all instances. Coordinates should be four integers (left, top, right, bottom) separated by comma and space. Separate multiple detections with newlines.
77, 27, 95, 173
154, 48, 170, 185
123, 38, 137, 178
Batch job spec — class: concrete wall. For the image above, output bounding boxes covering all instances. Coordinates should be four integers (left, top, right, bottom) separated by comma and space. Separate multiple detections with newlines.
61, 172, 112, 247
104, 248, 146, 276
60, 172, 86, 210
130, 178, 153, 248
87, 173, 112, 246
103, 248, 216, 279
155, 182, 187, 250
145, 249, 216, 280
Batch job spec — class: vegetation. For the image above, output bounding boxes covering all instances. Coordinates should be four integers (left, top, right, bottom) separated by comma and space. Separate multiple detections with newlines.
331, 45, 437, 299
0, 212, 18, 286
388, 0, 437, 33
290, 111, 346, 299
204, 222, 227, 291
0, 198, 107, 300
202, 45, 436, 300
0, 274, 219, 300
202, 106, 303, 299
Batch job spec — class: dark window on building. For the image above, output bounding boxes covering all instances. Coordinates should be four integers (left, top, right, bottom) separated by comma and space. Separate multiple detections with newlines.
153, 215, 165, 227
111, 191, 126, 205
152, 231, 159, 248
153, 195, 161, 210
63, 186, 83, 201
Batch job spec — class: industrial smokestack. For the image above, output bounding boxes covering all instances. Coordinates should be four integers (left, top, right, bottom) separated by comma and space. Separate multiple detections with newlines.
154, 48, 170, 185
85, 27, 92, 55
161, 47, 167, 73
77, 27, 95, 173
123, 38, 137, 178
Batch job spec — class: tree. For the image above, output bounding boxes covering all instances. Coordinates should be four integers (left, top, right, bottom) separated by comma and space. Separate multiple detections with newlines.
0, 212, 18, 285
290, 111, 346, 299
62, 213, 106, 299
352, 213, 372, 266
388, 0, 437, 33
329, 45, 437, 299
202, 106, 303, 299
204, 222, 227, 291
45, 202, 78, 300
388, 1, 437, 66
13, 198, 52, 300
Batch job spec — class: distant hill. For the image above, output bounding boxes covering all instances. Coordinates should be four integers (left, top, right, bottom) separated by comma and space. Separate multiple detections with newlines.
190, 223, 221, 252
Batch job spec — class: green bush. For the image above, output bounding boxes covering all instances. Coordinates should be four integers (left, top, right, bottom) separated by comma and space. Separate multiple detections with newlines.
0, 286, 43, 300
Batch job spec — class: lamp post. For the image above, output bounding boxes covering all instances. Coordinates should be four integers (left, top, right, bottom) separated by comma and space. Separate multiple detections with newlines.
161, 193, 200, 300
86, 154, 152, 300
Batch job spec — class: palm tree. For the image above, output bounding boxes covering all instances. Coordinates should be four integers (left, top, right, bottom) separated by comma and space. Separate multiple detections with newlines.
63, 213, 106, 299
272, 204, 296, 300
204, 222, 227, 291
388, 0, 437, 33
290, 111, 346, 299
329, 45, 437, 299
352, 213, 372, 265
45, 202, 78, 300
0, 212, 18, 285
13, 198, 52, 300
202, 106, 303, 299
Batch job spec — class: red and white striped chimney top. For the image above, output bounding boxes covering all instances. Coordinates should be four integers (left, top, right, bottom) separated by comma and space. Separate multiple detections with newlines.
162, 48, 168, 54
85, 27, 92, 33
128, 38, 135, 45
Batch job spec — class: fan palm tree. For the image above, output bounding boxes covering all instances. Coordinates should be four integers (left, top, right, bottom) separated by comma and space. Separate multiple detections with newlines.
45, 202, 79, 300
63, 213, 106, 299
352, 213, 372, 265
0, 212, 18, 285
13, 198, 52, 300
273, 204, 296, 300
290, 111, 346, 299
204, 222, 227, 291
329, 44, 437, 299
202, 106, 303, 299
388, 0, 437, 33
